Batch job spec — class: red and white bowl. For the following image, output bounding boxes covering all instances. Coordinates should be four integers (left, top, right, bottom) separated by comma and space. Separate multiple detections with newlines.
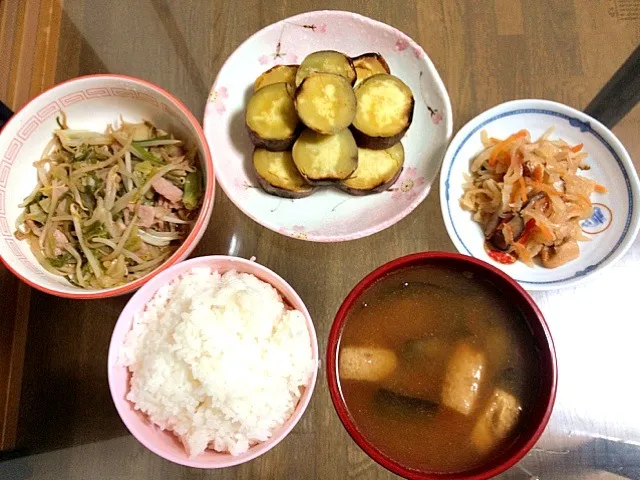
0, 74, 215, 298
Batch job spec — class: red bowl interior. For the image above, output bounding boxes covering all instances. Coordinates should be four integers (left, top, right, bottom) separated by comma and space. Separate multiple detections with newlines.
326, 252, 557, 480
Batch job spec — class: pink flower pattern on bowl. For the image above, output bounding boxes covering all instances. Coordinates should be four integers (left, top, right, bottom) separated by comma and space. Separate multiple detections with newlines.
208, 87, 228, 114
395, 38, 409, 51
427, 105, 443, 125
391, 167, 425, 201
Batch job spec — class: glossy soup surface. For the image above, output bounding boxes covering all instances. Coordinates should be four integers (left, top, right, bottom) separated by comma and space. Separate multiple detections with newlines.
338, 265, 541, 473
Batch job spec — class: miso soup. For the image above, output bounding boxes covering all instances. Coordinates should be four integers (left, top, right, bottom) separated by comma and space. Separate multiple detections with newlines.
338, 264, 541, 473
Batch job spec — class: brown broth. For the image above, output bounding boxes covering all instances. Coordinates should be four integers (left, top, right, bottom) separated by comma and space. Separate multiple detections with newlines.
338, 265, 540, 473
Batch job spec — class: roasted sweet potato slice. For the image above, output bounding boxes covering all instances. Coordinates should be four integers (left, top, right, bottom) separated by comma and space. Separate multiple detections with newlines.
339, 143, 404, 195
295, 50, 357, 87
352, 52, 391, 86
252, 148, 316, 198
253, 64, 298, 91
292, 128, 358, 185
294, 73, 357, 135
352, 74, 414, 150
245, 82, 300, 151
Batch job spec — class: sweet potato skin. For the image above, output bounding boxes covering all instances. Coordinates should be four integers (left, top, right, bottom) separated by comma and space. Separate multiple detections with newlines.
252, 148, 315, 198
352, 52, 391, 72
303, 169, 357, 187
350, 98, 414, 150
254, 173, 316, 198
339, 166, 403, 196
246, 126, 298, 151
352, 52, 391, 86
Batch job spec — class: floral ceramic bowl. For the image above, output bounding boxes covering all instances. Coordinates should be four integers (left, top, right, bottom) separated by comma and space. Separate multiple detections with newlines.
204, 10, 452, 242
440, 99, 640, 290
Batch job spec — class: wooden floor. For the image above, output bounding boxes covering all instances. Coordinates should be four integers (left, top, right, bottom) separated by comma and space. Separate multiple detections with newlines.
1, 0, 640, 479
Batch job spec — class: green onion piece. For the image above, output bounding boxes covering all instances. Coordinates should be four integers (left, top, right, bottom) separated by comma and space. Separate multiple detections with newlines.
133, 161, 155, 177
73, 149, 90, 162
124, 227, 142, 251
84, 221, 107, 239
48, 253, 73, 268
132, 137, 182, 148
183, 171, 203, 210
130, 143, 164, 164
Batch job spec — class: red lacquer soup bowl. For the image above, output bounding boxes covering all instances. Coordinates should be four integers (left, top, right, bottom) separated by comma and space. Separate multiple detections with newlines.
327, 252, 557, 480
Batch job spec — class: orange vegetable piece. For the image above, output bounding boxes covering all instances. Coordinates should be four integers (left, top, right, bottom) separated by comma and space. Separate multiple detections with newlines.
488, 130, 528, 167
570, 143, 583, 153
533, 165, 544, 182
486, 247, 517, 265
536, 222, 554, 241
517, 219, 536, 244
518, 177, 527, 202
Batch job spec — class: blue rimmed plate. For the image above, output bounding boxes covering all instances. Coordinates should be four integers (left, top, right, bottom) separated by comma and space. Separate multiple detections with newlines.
440, 99, 640, 290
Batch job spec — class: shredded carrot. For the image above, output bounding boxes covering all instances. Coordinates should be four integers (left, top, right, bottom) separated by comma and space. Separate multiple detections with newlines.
595, 183, 608, 193
488, 130, 528, 167
518, 219, 536, 244
511, 150, 524, 171
488, 151, 510, 168
537, 222, 554, 241
576, 193, 591, 206
533, 165, 544, 182
509, 184, 518, 203
570, 143, 583, 153
513, 129, 529, 139
518, 177, 527, 202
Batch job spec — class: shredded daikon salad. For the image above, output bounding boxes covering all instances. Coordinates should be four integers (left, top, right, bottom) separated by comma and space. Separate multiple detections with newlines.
460, 129, 606, 268
15, 114, 204, 289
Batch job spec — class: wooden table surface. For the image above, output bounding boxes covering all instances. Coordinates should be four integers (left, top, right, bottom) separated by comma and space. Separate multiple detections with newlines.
1, 1, 640, 479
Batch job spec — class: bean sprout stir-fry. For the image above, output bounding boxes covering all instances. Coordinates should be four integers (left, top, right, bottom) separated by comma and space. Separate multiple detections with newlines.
15, 115, 204, 289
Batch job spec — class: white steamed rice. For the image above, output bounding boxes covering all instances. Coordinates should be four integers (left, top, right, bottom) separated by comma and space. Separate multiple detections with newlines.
119, 267, 313, 457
